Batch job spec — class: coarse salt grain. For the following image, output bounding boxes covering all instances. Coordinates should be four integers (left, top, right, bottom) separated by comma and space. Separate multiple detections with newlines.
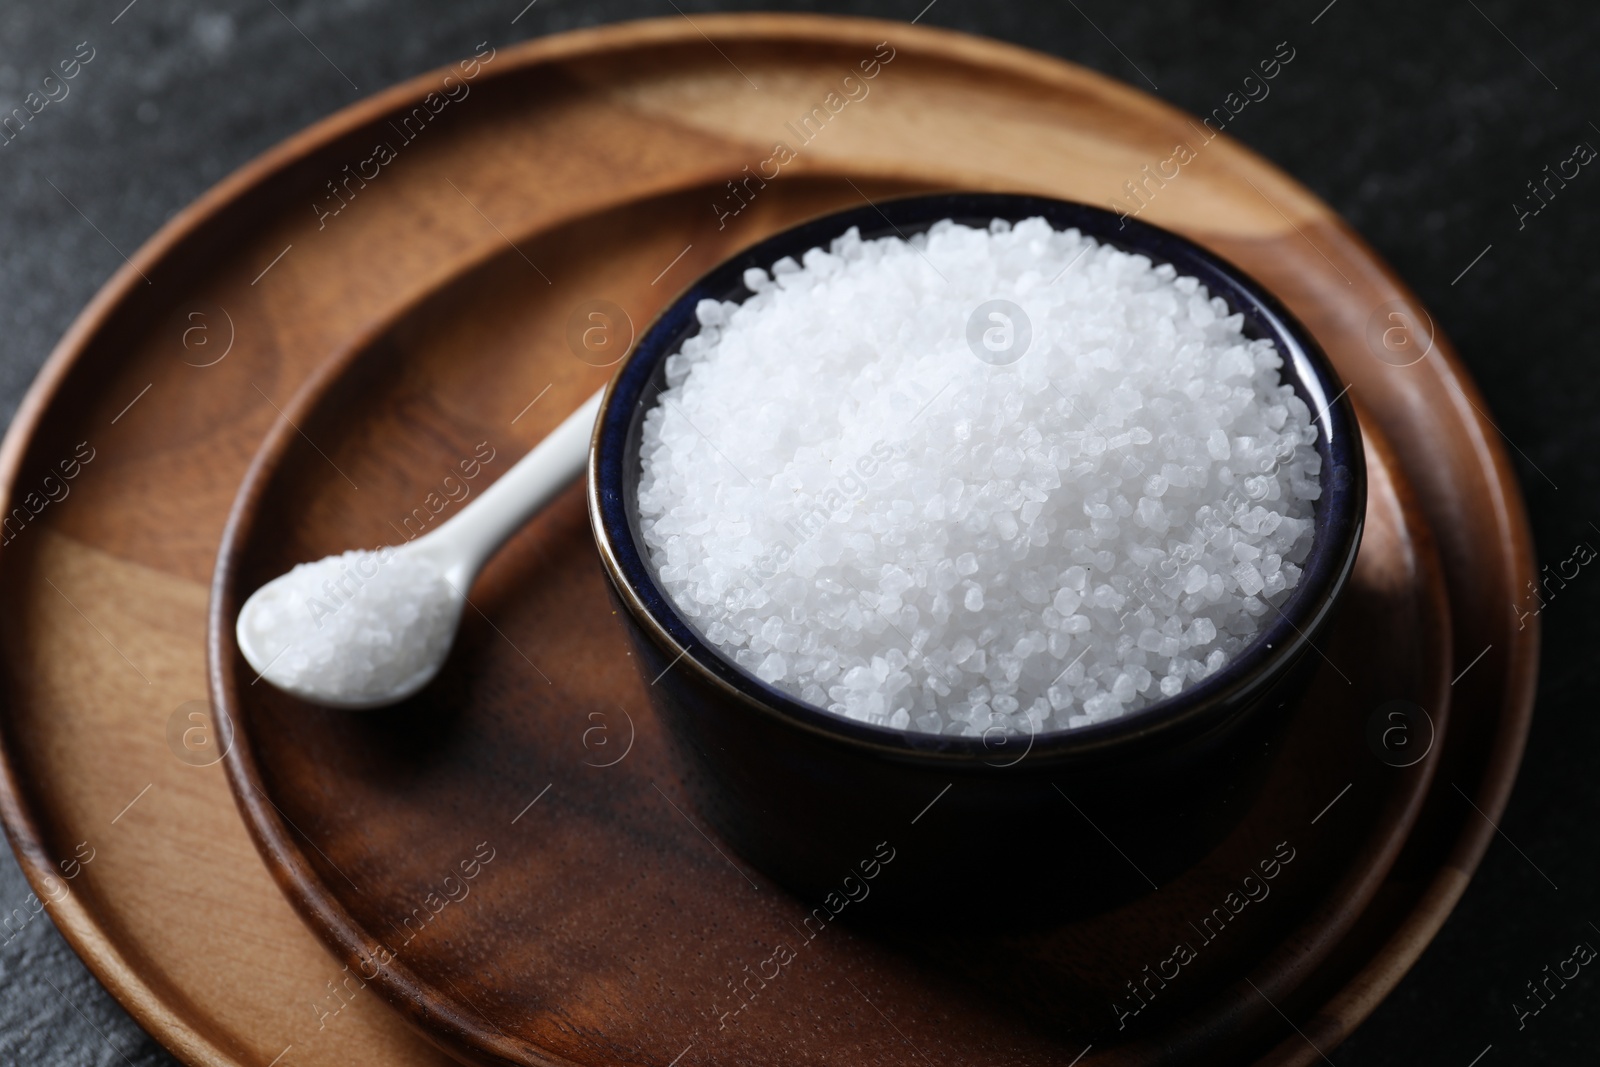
636, 217, 1320, 736
242, 548, 457, 705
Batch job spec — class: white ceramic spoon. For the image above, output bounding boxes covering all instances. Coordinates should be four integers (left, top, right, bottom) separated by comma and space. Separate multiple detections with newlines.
235, 389, 603, 709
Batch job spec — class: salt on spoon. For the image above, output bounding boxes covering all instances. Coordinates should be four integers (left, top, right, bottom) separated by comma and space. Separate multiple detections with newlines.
235, 390, 602, 709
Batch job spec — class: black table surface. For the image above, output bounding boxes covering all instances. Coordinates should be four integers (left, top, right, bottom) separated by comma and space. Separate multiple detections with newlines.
0, 0, 1592, 1063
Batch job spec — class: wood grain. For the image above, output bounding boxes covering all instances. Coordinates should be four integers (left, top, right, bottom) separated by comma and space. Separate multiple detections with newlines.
0, 14, 1535, 1067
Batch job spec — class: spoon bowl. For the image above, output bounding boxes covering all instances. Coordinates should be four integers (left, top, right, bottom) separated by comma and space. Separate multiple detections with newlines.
233, 546, 468, 710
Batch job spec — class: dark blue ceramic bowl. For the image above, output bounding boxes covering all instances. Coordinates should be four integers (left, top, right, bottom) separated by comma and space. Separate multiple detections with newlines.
588, 193, 1364, 921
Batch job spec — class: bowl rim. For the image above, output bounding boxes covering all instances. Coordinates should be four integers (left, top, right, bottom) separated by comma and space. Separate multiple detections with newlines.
587, 190, 1365, 765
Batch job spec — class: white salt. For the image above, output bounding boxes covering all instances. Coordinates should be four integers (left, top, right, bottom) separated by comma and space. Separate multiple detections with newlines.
240, 547, 457, 705
636, 218, 1320, 736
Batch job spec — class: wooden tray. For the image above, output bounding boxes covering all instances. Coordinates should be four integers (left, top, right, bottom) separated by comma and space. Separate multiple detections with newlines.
0, 14, 1537, 1067
211, 262, 1451, 1067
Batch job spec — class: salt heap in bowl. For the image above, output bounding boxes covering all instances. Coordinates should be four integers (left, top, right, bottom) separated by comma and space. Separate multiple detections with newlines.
636, 217, 1321, 737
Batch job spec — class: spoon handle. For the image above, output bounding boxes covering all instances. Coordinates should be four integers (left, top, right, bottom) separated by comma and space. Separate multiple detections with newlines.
419, 388, 603, 583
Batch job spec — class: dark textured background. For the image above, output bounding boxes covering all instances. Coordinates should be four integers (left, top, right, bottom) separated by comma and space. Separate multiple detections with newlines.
0, 0, 1592, 1063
